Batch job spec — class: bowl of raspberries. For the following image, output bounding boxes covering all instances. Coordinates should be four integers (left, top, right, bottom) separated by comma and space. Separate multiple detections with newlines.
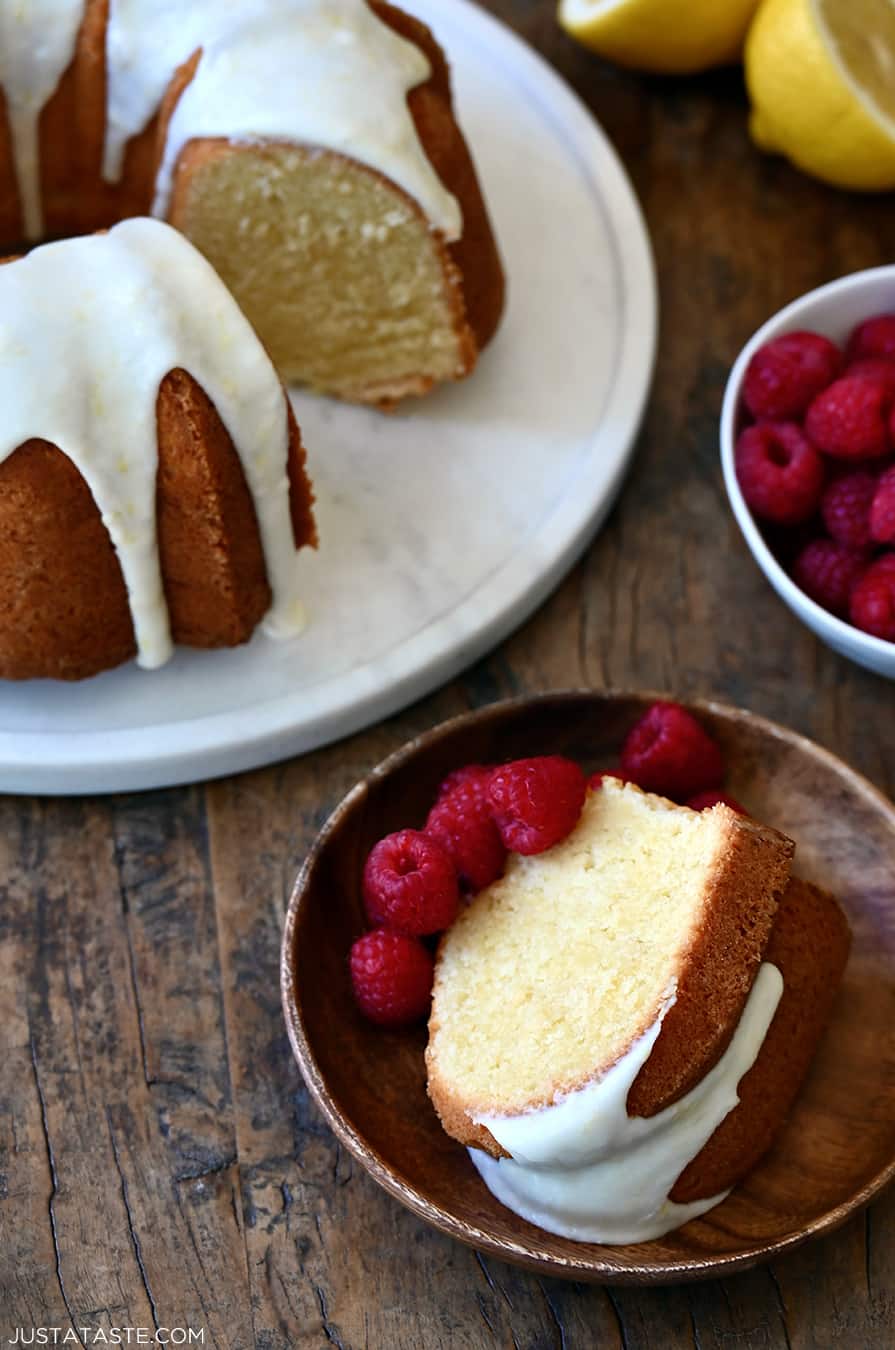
721, 267, 895, 678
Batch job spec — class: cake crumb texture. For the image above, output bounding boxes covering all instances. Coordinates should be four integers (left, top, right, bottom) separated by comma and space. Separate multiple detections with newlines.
0, 0, 505, 407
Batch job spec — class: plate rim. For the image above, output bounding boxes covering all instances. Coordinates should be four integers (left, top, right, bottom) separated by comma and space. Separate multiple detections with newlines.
0, 1, 657, 795
280, 688, 895, 1284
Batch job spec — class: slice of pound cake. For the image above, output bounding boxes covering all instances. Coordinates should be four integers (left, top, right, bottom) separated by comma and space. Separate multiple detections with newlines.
425, 778, 801, 1241
428, 779, 794, 1150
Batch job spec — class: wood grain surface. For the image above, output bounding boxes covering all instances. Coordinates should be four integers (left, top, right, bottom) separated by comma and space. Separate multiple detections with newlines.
2, 1, 895, 1346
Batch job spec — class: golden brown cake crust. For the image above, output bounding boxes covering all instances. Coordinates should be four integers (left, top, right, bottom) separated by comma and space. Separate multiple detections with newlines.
155, 3, 504, 406
670, 876, 851, 1203
427, 798, 794, 1157
438, 874, 850, 1203
0, 439, 138, 680
0, 88, 20, 245
0, 0, 484, 670
0, 0, 505, 372
370, 1, 506, 353
626, 807, 794, 1116
156, 370, 316, 651
0, 358, 316, 680
0, 230, 316, 680
0, 0, 159, 245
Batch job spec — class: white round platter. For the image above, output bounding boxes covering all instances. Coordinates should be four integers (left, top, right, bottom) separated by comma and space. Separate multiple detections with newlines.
0, 0, 657, 794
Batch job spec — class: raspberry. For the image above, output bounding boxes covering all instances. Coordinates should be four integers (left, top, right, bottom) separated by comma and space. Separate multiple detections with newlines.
362, 829, 459, 936
436, 763, 492, 801
619, 702, 725, 800
805, 375, 892, 460
792, 539, 868, 617
426, 777, 506, 893
686, 790, 747, 814
742, 331, 841, 419
846, 314, 895, 363
850, 557, 895, 640
820, 470, 877, 548
735, 422, 825, 525
870, 465, 895, 544
846, 358, 895, 399
349, 930, 434, 1027
488, 756, 586, 855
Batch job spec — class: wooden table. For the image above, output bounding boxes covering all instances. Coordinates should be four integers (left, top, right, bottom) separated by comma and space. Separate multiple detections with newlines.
3, 4, 894, 1346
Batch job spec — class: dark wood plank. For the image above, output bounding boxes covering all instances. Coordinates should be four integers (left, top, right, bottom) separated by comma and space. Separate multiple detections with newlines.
0, 794, 254, 1345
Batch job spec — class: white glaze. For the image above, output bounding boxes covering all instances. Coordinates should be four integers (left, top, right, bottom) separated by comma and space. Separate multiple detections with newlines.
470, 963, 784, 1244
0, 217, 304, 669
0, 0, 84, 238
0, 0, 658, 792
108, 0, 462, 238
0, 0, 462, 242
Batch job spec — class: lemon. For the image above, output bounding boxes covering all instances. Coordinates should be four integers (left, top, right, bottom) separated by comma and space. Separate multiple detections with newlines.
558, 0, 761, 75
746, 0, 895, 190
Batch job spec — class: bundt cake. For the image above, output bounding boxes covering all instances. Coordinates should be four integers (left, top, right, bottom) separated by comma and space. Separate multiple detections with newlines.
0, 0, 505, 405
0, 217, 316, 681
425, 780, 850, 1242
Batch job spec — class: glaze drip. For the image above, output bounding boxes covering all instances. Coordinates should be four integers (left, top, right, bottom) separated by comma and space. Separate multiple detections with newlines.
471, 962, 784, 1244
0, 0, 84, 238
0, 0, 462, 241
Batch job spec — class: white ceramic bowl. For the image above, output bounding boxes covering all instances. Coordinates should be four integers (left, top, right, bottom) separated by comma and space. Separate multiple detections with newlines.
721, 266, 895, 680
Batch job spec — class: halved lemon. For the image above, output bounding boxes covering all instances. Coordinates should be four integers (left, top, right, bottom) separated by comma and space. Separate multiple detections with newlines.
558, 0, 761, 75
746, 0, 895, 190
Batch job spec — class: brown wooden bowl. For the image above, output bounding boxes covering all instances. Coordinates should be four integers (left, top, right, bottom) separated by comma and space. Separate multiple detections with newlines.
280, 690, 895, 1283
